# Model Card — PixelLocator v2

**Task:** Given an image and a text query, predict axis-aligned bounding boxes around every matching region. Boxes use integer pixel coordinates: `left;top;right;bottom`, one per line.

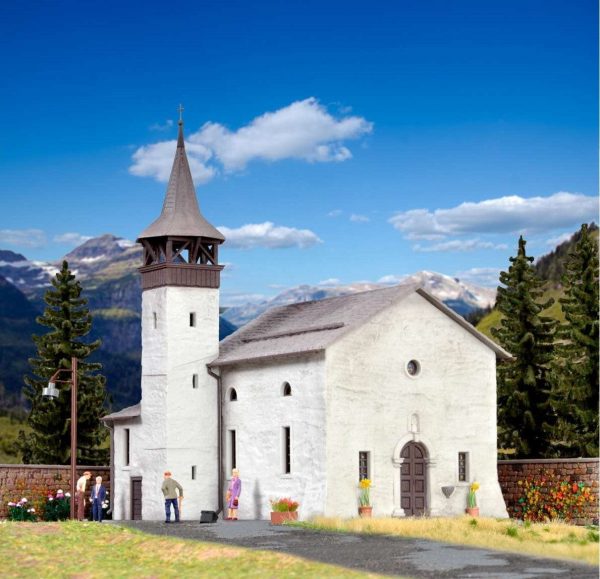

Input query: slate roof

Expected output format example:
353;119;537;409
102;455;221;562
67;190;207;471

137;121;225;242
210;284;510;367
102;403;141;423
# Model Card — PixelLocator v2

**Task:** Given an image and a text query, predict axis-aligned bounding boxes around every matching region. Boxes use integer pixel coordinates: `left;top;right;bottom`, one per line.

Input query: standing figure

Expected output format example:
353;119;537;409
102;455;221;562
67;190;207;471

76;471;92;521
90;476;107;522
161;471;183;523
226;468;242;520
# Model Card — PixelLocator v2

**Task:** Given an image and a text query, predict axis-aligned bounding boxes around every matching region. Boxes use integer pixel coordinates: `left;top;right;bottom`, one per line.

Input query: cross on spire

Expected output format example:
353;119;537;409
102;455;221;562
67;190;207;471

178;104;184;124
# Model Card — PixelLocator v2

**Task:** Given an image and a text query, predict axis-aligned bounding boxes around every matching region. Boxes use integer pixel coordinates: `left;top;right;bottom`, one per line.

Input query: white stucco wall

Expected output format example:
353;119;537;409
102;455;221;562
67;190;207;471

118;285;221;521
325;292;508;519
220;354;327;520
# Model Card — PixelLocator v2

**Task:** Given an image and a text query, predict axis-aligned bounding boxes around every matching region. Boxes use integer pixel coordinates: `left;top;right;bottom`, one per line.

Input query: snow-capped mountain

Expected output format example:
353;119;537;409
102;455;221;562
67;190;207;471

0;250;58;295
221;271;496;328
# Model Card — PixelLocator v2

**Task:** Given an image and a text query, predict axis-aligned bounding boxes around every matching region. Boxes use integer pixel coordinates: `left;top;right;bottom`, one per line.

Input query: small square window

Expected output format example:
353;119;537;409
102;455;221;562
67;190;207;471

189;312;196;327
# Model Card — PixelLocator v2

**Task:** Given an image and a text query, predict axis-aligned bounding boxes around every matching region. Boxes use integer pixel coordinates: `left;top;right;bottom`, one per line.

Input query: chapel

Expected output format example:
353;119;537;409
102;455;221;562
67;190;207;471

103;117;509;521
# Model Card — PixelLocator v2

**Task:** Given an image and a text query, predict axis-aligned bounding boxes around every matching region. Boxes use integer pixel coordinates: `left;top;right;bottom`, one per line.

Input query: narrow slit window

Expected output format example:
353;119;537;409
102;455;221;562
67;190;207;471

192;374;198;389
189;312;196;327
153;312;157;329
283;426;291;474
359;451;370;481
125;428;130;466
458;452;468;482
229;430;237;471
191;465;196;480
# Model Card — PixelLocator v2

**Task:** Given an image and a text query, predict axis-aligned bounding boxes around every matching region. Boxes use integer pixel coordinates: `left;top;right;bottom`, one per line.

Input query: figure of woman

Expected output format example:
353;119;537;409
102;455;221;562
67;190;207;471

226;468;242;520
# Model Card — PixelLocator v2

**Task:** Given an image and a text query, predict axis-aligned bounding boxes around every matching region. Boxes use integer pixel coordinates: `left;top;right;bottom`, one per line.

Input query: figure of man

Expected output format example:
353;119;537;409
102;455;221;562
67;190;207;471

75;471;92;521
161;471;183;523
90;476;107;522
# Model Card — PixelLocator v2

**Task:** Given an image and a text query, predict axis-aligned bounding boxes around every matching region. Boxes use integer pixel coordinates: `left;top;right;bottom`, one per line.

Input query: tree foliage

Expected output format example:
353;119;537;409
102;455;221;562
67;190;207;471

18;261;108;464
492;236;558;458
549;224;599;457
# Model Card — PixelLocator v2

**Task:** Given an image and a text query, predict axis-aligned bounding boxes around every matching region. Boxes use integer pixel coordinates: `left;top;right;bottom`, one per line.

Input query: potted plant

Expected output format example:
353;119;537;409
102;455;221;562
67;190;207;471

466;481;480;517
358;478;372;517
270;497;299;525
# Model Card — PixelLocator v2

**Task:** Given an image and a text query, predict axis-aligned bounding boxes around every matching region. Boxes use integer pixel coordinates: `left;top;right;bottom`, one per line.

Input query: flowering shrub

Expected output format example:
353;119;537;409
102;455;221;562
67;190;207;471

270;498;299;512
359;478;371;507
515;470;596;522
467;482;480;508
43;489;71;521
7;498;37;522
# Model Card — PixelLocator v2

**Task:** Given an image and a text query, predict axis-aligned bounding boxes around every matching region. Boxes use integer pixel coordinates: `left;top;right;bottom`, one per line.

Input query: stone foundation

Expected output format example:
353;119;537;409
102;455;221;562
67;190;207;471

0;464;110;520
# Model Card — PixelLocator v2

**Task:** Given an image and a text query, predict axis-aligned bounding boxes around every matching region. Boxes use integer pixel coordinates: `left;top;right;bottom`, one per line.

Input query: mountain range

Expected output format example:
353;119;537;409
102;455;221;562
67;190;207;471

3;227;588;413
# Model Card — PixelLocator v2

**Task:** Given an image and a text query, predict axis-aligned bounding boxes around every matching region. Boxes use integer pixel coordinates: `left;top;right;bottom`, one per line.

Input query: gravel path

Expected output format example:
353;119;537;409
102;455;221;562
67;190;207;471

114;520;598;578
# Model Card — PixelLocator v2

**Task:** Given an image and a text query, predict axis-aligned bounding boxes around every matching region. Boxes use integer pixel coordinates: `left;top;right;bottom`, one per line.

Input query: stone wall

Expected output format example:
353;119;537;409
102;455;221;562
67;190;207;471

498;458;599;525
0;464;110;520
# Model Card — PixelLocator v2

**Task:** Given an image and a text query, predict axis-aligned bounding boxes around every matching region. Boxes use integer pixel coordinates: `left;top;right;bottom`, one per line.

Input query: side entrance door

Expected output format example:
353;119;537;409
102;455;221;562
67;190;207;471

400;442;427;515
131;477;142;520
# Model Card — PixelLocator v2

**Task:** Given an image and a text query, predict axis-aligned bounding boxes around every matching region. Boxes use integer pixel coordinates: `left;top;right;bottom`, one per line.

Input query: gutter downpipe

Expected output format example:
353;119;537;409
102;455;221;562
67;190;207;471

207;364;223;516
102;419;115;518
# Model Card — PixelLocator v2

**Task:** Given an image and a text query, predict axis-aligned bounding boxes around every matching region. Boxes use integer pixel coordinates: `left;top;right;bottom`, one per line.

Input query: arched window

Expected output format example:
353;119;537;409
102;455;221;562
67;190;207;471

282;382;292;396
229;388;238;401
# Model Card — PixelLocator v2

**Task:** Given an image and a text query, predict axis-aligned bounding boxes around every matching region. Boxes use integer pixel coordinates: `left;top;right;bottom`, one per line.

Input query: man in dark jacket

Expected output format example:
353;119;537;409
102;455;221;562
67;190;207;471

90;476;107;522
161;471;183;523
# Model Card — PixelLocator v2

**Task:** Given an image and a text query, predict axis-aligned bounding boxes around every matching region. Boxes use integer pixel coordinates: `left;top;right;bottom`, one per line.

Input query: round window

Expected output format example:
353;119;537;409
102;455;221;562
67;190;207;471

406;360;421;377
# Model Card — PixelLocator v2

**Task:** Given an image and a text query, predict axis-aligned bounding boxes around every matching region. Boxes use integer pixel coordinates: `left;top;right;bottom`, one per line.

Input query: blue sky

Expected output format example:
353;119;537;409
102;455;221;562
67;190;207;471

1;0;597;304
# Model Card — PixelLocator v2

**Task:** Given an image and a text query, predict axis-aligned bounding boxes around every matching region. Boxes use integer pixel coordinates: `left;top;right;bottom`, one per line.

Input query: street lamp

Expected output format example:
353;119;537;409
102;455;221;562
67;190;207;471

43;357;78;520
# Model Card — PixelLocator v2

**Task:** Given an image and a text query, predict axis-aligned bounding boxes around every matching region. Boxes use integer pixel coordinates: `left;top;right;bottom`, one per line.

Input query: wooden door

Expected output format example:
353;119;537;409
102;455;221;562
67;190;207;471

131;477;142;520
400;442;427;515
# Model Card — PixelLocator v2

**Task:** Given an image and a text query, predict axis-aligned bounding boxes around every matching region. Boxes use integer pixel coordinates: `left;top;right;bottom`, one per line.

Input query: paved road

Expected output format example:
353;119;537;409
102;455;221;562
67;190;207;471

115;520;597;578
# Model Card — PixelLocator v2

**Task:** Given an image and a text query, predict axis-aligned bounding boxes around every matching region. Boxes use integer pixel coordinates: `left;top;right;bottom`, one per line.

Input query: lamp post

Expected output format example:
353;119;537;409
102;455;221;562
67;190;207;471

43;357;78;520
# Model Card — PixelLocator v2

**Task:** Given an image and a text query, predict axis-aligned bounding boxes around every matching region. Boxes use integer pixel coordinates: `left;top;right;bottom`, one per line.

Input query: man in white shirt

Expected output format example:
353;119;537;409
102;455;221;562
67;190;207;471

76;471;92;520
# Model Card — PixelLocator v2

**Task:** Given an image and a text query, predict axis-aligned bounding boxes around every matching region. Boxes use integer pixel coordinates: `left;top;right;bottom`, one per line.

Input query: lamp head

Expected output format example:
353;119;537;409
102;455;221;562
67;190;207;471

42;382;59;399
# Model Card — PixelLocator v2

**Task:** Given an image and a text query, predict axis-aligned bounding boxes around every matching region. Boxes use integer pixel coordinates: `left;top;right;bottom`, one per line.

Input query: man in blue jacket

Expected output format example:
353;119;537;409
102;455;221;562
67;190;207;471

90;476;107;522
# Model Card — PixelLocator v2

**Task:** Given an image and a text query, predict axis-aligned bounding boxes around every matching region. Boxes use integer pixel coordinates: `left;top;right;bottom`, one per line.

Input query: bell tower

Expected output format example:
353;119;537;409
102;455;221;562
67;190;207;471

136;111;225;520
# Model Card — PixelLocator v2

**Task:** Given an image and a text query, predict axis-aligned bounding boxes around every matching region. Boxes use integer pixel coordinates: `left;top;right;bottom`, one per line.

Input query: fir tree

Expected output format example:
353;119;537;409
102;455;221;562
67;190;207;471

18;261;108;464
549;224;599;457
492;236;558;458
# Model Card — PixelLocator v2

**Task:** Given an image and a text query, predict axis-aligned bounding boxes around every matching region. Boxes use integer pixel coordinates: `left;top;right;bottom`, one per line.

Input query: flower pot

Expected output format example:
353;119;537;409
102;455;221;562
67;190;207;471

358;506;372;518
270;511;298;525
465;507;479;517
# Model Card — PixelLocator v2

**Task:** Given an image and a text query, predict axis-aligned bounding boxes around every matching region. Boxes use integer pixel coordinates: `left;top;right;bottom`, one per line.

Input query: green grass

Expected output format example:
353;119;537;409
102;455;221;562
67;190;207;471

93;308;140;320
293;517;599;566
0;415;31;464
0;521;388;578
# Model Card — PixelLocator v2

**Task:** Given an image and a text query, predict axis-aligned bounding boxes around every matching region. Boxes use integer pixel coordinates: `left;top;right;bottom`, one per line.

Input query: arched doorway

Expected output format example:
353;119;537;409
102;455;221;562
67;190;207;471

400;442;428;516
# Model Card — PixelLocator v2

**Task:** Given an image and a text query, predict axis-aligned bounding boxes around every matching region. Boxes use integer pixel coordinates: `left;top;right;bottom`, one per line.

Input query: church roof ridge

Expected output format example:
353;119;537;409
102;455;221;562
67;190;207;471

211;283;510;367
137;115;224;242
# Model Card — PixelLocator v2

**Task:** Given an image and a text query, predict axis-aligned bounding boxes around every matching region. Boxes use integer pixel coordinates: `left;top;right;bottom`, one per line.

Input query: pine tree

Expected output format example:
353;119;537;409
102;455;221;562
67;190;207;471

549;224;599;457
18;261;108;464
492;236;558;458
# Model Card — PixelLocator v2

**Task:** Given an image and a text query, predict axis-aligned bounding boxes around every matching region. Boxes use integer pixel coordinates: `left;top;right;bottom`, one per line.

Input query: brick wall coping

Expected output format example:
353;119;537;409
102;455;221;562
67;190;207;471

0;464;109;469
498;458;598;465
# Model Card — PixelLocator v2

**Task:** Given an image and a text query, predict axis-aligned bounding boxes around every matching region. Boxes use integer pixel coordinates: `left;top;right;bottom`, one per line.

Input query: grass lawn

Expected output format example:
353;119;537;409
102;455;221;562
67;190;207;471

294;516;599;566
0;521;386;578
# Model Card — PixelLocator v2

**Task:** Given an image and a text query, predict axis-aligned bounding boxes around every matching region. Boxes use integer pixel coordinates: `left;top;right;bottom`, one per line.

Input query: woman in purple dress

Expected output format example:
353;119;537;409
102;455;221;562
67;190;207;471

226;468;242;520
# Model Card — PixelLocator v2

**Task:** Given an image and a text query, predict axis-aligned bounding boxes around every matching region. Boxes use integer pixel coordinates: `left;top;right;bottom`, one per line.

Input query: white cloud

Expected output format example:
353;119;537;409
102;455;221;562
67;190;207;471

389;192;598;240
328;209;343;217
454;267;502;287
53;233;93;246
318;278;341;286
545;232;573;246
218;222;322;249
130;98;372;182
377;274;406;285
149;119;174;132
350;214;370;223
0;229;46;248
413;239;508;252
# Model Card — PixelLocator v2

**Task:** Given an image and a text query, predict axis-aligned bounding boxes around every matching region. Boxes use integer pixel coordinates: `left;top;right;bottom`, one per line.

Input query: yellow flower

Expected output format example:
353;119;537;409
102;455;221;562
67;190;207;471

470;482;480;492
359;478;371;490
